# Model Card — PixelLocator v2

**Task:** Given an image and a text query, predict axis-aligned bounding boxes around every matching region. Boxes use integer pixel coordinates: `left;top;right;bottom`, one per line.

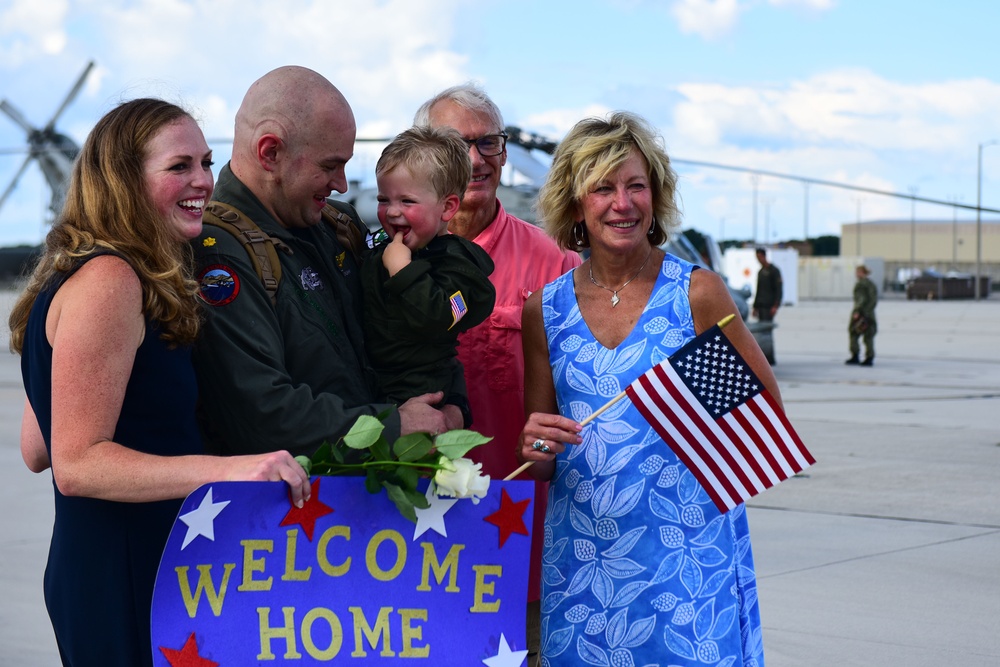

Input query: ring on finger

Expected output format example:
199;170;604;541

540;444;551;453
531;438;545;451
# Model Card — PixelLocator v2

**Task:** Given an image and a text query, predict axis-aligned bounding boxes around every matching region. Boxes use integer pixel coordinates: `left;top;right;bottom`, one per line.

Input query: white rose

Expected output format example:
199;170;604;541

433;456;490;504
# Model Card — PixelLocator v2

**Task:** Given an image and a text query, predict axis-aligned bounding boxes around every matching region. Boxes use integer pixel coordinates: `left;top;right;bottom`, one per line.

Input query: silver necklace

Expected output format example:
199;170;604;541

588;246;653;307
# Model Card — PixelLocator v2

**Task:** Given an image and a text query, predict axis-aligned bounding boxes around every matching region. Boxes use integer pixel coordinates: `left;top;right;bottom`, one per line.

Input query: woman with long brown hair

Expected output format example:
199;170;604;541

10;97;310;667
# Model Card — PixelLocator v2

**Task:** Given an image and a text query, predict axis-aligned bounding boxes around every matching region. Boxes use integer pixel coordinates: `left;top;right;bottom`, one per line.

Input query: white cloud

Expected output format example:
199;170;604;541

768;0;835;9
673;69;1000;154
518;104;614;140
668;0;834;40
0;0;69;65
670;0;742;40
83;0;471;133
660;68;1000;237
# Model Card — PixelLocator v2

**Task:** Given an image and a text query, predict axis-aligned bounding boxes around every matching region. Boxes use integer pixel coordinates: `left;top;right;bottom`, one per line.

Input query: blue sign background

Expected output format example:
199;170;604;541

151;478;533;665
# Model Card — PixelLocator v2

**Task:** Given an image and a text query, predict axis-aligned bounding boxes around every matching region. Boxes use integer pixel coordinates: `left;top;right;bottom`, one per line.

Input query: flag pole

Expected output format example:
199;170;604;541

504;313;737;481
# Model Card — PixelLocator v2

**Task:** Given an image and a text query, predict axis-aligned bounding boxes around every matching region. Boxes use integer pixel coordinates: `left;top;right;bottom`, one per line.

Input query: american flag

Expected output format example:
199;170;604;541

625;323;814;513
449;290;468;330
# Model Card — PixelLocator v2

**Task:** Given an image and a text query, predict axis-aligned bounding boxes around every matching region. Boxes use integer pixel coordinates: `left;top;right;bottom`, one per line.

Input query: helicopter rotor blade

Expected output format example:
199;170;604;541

0;154;35;211
45;60;95;132
0;99;37;135
0;145;31;156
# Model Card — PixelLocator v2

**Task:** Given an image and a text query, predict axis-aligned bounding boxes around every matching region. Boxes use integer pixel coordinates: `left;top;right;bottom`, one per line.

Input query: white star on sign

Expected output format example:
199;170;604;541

482;633;528;667
413;484;458;540
178;487;230;549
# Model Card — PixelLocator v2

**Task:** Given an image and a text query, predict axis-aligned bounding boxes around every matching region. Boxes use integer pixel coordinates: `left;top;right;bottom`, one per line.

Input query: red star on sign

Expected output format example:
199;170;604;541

159;632;219;667
484;488;531;547
279;478;333;541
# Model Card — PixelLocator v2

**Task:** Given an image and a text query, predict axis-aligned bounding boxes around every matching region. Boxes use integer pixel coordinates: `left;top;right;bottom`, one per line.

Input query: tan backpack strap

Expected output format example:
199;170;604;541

203;201;284;306
321;203;366;262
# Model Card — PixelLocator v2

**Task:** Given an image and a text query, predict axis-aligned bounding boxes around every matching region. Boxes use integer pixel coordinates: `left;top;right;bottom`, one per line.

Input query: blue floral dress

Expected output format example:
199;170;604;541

539;253;765;667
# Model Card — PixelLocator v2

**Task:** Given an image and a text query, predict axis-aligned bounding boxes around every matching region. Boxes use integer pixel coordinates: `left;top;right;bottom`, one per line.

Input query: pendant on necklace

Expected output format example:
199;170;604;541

611;293;620;307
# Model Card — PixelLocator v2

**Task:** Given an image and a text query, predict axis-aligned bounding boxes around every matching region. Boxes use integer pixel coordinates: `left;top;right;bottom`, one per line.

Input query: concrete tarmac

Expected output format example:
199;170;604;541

1;290;998;666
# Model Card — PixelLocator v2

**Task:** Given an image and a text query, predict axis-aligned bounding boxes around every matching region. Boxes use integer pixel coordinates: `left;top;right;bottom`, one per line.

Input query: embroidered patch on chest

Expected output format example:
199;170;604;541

197;264;240;306
367;229;389;249
300;267;325;291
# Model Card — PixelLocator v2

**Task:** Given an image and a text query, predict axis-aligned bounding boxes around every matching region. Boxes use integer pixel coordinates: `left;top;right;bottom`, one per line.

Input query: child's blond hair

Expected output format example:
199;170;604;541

376;126;472;200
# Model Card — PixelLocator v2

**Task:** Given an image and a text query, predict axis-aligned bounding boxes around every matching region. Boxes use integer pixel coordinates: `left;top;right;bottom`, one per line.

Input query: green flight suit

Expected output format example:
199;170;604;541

191;164;399;457
849;276;878;361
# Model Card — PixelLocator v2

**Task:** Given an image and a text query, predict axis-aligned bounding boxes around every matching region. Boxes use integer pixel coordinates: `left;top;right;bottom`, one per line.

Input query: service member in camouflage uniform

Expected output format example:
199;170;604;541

846;264;878;366
752;247;782;364
752;247;782;321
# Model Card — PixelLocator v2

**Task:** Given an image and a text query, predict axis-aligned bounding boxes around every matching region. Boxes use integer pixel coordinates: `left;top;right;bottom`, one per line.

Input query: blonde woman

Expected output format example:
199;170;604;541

518;112;778;666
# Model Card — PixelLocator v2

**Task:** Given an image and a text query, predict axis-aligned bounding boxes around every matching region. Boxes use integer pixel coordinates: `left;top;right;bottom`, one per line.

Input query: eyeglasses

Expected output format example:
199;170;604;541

463;133;508;157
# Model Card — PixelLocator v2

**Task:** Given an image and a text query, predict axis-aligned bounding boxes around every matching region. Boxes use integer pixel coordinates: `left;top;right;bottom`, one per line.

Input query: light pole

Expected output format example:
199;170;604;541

802;182;810;241
763;198;772;245
909;186;918;273
855;198;863;256
950;195;960;266
976;140;998;300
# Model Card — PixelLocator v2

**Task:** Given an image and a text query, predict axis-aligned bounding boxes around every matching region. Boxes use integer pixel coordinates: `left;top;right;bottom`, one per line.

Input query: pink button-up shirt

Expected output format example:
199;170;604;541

458;200;581;602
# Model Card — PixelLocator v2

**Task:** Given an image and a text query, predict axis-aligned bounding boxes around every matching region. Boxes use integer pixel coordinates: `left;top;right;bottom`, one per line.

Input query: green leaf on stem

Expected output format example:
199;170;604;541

312;440;332;464
383;481;420;523
344;415;385;450
393;433;434;462
365;469;382;494
370;435;392;462
434;430;493;460
391;465;422;496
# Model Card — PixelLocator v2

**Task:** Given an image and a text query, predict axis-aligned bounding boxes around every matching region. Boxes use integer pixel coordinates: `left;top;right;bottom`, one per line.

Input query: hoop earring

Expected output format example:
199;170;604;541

573;222;588;248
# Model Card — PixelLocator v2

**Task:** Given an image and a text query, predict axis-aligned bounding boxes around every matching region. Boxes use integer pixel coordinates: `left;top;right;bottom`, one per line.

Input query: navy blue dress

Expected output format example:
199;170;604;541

22;256;203;667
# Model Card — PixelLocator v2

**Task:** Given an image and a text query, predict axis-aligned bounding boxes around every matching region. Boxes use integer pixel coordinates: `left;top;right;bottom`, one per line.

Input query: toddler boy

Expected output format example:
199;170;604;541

362;126;496;424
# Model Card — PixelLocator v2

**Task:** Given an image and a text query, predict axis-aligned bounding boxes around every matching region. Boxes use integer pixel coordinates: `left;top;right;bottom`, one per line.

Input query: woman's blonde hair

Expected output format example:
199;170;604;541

8;98;203;353
537;111;680;250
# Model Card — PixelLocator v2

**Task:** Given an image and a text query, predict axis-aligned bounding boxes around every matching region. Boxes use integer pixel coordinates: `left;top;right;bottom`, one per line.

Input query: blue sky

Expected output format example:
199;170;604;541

1;0;999;246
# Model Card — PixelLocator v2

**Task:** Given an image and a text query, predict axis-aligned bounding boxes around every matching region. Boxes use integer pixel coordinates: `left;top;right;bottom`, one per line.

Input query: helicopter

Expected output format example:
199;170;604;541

0;60;94;221
0;61;95;280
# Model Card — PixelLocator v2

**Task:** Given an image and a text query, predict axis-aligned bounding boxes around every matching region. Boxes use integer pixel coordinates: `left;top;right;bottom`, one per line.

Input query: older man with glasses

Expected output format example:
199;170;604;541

414;84;581;662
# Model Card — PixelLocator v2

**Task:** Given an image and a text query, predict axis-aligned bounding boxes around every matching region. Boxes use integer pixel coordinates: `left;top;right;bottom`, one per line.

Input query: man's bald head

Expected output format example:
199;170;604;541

233;66;353;162
229;66;357;228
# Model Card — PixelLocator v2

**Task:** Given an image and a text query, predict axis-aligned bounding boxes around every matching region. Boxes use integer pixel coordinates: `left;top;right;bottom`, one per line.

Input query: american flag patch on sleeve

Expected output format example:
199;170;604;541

449;291;468;330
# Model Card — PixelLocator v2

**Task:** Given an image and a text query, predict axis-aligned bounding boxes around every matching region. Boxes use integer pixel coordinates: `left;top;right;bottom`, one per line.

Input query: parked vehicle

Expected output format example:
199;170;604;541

906;270;990;300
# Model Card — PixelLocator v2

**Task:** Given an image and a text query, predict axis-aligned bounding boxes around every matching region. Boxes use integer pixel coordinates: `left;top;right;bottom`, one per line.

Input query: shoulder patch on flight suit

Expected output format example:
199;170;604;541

449;290;468;330
197;264;241;306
